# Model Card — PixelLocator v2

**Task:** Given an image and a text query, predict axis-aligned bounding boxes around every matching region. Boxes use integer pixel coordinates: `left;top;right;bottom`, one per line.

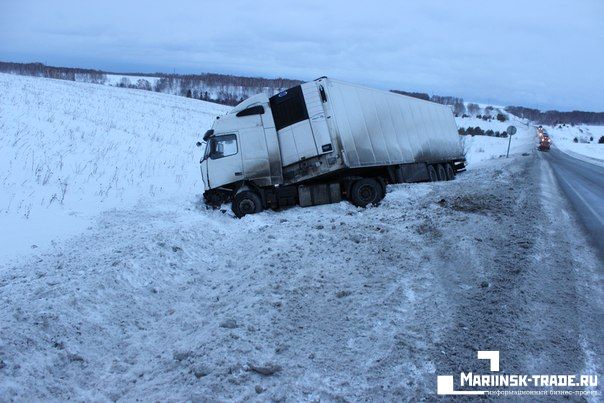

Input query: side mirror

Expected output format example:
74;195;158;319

196;141;203;147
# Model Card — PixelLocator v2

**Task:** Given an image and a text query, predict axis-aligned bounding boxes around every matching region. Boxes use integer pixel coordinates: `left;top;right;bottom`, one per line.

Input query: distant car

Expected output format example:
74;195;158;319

538;141;551;151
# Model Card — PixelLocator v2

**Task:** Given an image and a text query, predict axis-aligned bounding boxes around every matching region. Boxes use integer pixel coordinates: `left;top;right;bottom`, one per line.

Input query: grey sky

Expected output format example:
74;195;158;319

1;0;603;110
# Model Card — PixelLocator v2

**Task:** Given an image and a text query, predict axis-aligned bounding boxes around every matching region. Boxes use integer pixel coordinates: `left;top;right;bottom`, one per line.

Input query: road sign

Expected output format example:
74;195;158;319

506;126;516;158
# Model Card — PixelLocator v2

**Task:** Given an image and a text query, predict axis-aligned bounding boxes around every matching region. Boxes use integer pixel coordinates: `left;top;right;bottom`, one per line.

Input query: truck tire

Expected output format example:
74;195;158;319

204;189;227;208
349;178;383;207
232;189;263;218
428;165;438;182
436;164;447;181
445;163;455;180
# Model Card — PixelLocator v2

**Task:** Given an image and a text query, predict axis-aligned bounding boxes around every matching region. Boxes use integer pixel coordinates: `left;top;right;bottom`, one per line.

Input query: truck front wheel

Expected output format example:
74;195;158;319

232;189;263;218
349;178;384;207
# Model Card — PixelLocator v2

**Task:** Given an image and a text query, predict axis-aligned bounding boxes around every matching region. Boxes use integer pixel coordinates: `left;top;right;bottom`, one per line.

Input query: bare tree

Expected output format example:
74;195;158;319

467;103;480;115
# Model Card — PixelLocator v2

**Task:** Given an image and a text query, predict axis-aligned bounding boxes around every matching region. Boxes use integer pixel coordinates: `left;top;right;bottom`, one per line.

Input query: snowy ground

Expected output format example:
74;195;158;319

456;115;534;166
1;74;602;400
1;154;601;401
0;73;228;260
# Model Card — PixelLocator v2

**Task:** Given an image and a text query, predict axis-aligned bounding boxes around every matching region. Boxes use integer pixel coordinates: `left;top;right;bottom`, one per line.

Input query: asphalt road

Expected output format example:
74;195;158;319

542;147;604;256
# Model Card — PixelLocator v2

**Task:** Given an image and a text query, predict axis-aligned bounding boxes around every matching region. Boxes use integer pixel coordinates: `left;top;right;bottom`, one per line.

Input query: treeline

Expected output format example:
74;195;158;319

0;61;300;106
0;61;107;83
391;90;466;115
2;61;603;123
153;74;301;105
504;106;604;125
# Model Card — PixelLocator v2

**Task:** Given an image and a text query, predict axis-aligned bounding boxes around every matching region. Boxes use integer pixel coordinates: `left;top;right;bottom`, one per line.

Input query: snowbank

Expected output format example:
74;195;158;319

545;124;604;164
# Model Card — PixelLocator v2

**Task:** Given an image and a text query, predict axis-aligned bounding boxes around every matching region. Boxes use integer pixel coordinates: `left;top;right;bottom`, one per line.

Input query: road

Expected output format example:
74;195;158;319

542;147;604;255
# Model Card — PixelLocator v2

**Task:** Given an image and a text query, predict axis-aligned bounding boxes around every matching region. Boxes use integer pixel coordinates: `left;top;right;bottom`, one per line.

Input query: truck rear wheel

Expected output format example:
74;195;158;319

436;164;447;181
428;165;438;182
349;178;384;207
445;163;455;180
232;189;263;218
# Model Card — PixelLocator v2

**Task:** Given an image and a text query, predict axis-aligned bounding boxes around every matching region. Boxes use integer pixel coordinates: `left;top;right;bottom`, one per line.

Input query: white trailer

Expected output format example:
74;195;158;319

198;77;465;217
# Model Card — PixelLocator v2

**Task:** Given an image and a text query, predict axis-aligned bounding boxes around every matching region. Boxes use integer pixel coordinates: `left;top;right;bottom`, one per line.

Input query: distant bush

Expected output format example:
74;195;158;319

118;77;131;88
458;127;508;138
136;79;152;91
599;136;604;144
496;113;508;122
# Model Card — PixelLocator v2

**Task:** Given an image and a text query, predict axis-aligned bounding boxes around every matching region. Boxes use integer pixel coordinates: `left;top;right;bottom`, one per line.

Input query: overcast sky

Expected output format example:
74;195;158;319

1;0;603;110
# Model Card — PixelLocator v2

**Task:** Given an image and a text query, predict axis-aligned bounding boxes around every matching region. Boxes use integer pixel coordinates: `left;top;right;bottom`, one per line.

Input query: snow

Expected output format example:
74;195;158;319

544;124;604;164
455;115;534;166
0;161;502;400
3;152;600;400
2;73;601;400
0;73;228;261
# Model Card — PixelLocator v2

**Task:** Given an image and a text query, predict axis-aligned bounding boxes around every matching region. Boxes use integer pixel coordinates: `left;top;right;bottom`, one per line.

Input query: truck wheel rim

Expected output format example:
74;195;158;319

359;185;376;202
239;199;255;214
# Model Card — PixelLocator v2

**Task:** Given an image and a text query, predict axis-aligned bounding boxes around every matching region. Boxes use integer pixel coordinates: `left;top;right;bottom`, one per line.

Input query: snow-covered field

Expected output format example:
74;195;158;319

455;115;534;166
1;74;602;400
0;73;228;259
544;124;604;164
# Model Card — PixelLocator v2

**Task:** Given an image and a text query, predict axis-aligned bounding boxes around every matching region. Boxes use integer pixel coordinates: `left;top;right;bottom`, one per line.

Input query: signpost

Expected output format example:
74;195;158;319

506;125;517;158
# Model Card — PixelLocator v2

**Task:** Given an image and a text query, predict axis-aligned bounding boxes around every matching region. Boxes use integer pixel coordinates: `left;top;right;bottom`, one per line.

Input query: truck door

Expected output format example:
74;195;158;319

270;85;316;166
206;133;243;188
270;83;333;166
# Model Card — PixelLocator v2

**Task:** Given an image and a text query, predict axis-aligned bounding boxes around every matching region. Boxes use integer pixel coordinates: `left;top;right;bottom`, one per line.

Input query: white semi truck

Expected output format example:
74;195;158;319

198;77;465;217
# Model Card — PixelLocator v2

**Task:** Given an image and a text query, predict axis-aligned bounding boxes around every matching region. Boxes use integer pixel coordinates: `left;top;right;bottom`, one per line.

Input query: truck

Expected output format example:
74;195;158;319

538;138;551;151
198;77;465;217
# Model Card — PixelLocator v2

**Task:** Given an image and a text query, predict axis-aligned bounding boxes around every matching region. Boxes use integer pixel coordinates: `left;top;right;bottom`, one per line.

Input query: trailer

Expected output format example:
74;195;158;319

198;77;465;217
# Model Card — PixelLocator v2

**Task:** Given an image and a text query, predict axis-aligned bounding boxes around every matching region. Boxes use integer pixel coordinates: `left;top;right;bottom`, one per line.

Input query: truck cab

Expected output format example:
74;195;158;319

199;94;283;203
200;81;339;212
